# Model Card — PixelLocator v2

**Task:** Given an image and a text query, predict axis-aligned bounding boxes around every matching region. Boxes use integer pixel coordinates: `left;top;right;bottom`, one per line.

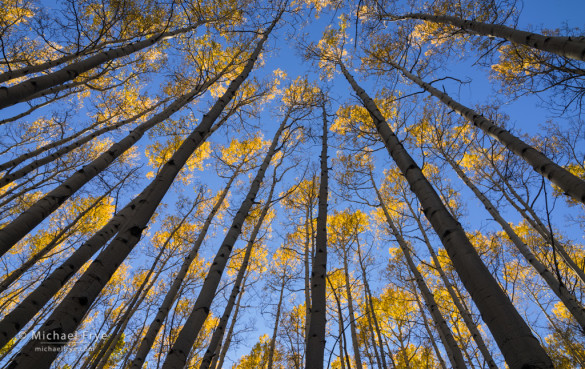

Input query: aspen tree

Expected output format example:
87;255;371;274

0;21;212;109
161;110;286;368
336;59;553;368
382;59;585;205
199;166;279;369
4;18;277;366
378;11;585;62
305;98;329;369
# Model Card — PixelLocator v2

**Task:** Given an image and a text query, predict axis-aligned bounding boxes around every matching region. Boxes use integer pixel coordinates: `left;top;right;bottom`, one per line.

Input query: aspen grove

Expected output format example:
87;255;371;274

1;0;585;368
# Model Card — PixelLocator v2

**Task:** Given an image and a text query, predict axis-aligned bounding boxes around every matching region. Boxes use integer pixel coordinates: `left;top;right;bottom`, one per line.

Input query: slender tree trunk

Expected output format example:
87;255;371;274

417;297;449;369
381;12;585;61
160;62;286;366
386;59;585;205
441;149;585;330
355;240;389;369
211;287;244;369
339;61;553;369
328;276;351;369
0;76;217;256
0;98;166;175
374;181;467;368
128;171;238;369
267;273;287;369
0;23;208;109
305;100;330;369
342;248;364;369
199;170;277;369
303;206;312;347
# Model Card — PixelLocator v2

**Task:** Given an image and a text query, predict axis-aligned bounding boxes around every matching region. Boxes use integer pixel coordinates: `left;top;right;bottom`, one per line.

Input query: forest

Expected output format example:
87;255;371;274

0;0;584;368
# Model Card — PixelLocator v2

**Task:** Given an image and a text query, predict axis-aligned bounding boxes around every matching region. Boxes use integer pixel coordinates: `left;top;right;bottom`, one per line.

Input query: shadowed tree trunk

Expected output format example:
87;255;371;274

380;12;585;62
339;60;553;369
385;59;585;206
305;99;330;369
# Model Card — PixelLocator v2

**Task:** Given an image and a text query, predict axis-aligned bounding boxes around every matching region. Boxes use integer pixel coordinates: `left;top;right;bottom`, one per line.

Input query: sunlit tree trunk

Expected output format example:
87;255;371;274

341;246;364;369
386;60;585;206
305;99;330;369
339;61;553;369
380;12;585;62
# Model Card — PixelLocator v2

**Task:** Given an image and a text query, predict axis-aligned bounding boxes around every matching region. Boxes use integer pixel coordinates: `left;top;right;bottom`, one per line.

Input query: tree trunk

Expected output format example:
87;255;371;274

199;170;277;369
0;23;207;109
305;100;330;369
441;149;585;330
211;287;244;369
382;12;585;62
355;239;389;369
342;248;364;369
339;61;553;369
0;76;216;257
129;165;239;369
4;23;272;366
387;59;585;206
267;273;286;369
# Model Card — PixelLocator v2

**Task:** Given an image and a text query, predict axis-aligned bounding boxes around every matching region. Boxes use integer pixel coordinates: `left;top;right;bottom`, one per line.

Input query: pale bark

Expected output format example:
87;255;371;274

339;61;553;369
305;101;329;369
356;240;389;369
382;12;585;62
199;172;277;369
5;25;266;365
0;23;206;109
0;77;215;257
387;59;585;205
415;290;449;369
160;99;286;368
211;288;244;369
441;149;585;330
